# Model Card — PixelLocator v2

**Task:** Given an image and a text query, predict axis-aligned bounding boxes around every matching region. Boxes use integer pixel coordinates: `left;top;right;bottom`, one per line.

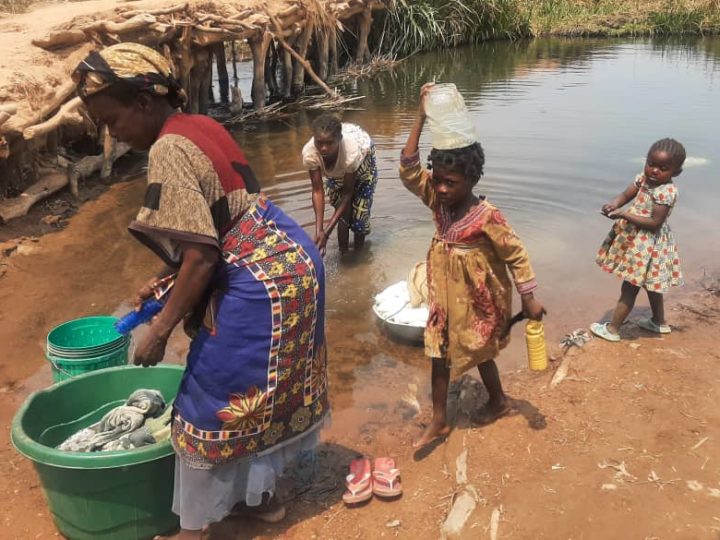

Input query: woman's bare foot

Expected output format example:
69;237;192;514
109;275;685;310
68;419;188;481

353;232;366;250
413;419;451;448
253;505;286;523
472;398;512;426
231;497;286;523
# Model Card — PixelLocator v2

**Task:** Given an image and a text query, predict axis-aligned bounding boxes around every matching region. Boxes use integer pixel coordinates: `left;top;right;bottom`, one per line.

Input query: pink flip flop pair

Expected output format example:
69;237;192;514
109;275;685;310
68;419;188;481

342;457;403;505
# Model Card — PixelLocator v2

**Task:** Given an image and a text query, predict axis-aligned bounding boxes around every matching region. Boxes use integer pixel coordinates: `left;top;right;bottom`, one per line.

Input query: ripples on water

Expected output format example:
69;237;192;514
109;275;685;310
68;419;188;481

224;38;719;382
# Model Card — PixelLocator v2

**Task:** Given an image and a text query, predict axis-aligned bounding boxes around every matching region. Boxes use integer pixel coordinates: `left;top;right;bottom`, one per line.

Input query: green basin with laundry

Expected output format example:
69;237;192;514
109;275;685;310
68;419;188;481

11;365;184;539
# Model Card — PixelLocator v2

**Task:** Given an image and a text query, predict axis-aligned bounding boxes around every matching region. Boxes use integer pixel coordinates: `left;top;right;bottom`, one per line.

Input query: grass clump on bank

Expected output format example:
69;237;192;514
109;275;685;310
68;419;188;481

523;0;720;36
375;0;720;54
646;4;716;35
374;0;531;55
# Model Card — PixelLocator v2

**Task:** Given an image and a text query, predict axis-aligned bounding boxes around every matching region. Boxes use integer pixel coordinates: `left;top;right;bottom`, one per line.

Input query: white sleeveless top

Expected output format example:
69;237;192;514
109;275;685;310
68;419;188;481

302;123;372;178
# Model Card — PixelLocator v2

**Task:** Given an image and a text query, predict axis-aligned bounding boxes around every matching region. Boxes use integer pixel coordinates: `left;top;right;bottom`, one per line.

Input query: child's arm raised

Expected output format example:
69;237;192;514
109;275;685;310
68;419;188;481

401;84;432;159
601;180;640;215
399;83;435;207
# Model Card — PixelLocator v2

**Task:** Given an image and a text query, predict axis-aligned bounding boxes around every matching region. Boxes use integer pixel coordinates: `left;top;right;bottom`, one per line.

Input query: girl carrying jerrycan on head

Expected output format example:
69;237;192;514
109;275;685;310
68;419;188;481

591;138;686;342
399;83;546;448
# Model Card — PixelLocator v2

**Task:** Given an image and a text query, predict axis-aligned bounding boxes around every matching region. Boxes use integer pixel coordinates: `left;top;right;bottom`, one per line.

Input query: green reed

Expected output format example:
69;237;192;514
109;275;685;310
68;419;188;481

647;6;712;35
374;0;719;52
374;0;531;55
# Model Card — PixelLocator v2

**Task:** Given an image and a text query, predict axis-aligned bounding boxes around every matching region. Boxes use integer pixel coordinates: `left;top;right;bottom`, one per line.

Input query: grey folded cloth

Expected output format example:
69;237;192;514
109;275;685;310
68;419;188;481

100;403;173;451
59;389;168;452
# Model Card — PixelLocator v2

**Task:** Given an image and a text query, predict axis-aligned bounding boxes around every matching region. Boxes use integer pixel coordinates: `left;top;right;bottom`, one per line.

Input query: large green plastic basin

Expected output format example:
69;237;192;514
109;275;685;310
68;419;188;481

11;365;184;540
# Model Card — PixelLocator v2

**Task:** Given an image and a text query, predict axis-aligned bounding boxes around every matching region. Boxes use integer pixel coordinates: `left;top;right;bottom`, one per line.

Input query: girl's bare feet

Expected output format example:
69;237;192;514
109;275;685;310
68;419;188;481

413;419;451;448
472;397;512;426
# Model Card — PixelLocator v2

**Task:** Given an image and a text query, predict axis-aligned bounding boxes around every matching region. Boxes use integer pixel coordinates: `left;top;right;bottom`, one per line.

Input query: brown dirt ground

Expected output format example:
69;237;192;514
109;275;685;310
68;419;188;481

1;175;720;539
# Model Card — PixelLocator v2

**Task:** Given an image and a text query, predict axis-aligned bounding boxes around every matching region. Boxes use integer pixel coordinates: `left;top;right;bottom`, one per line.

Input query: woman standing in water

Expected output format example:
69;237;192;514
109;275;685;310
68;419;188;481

72;43;329;539
302;114;378;255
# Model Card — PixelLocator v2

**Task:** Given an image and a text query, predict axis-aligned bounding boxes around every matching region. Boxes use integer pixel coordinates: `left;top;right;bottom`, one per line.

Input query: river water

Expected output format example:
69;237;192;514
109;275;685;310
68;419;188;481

222;38;719;388
38;37;716;422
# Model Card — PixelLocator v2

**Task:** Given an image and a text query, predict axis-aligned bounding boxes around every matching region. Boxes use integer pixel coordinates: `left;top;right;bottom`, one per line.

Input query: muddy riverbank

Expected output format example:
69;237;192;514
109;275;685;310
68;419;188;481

2;36;720;538
1;179;718;538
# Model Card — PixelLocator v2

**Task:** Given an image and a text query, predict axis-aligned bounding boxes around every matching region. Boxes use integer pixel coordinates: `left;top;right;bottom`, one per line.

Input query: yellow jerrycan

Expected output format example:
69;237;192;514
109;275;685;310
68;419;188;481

525;320;548;371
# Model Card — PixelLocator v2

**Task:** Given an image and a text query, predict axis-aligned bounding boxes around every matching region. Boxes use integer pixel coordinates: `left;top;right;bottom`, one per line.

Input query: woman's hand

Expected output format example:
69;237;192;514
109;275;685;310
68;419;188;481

133;325;169;367
133;267;176;309
521;293;546;321
134;276;159;310
133;242;217;367
315;230;329;257
418;82;434;118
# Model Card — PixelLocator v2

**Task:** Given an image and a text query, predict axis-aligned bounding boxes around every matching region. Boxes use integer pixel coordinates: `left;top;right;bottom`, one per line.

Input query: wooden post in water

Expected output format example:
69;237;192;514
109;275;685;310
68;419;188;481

199;48;212;114
214;42;229;104
231;41;238;86
187;48;211;114
177;27;194;110
279;35;295;98
249;31;273;109
208;48;215;104
272;15;338;100
316;27;330;81
292;21;314;95
265;40;280;98
328;24;338;77
356;7;373;63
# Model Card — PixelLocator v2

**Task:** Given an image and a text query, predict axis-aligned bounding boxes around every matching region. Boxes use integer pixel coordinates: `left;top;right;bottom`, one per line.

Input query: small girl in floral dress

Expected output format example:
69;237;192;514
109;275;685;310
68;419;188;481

591;138;686;342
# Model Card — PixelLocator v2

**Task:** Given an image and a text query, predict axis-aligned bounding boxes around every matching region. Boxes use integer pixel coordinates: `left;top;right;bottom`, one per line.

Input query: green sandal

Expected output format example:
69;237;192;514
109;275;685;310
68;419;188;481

590;322;620;342
637;318;671;334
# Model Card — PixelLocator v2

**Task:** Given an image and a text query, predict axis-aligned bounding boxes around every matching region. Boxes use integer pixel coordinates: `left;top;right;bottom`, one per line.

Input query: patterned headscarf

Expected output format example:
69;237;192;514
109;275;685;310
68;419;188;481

72;43;187;107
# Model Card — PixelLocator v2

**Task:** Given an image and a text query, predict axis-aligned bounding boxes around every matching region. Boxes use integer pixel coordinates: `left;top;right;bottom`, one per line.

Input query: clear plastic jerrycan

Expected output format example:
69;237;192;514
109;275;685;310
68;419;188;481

525;320;548;371
425;83;477;150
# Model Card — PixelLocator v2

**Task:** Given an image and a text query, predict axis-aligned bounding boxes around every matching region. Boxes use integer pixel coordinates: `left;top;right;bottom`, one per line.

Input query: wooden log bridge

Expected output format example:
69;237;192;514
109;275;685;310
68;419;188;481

13;0;385;125
0;0;386;221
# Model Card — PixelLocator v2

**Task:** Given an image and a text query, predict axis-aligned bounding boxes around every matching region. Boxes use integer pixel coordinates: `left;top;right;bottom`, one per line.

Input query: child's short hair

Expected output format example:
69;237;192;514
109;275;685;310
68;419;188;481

312;113;342;139
428;143;485;185
649;138;686;169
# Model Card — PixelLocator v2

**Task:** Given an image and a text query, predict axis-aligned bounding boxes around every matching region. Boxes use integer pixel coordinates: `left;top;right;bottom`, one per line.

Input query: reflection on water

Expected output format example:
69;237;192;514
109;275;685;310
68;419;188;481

227;38;719;412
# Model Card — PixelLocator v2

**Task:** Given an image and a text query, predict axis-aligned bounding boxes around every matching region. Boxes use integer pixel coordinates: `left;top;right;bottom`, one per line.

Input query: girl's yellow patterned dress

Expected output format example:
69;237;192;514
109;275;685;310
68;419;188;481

400;152;537;377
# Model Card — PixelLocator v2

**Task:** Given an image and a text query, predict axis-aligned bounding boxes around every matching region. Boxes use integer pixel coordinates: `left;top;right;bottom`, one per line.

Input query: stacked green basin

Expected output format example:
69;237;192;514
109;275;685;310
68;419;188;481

46;316;130;382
